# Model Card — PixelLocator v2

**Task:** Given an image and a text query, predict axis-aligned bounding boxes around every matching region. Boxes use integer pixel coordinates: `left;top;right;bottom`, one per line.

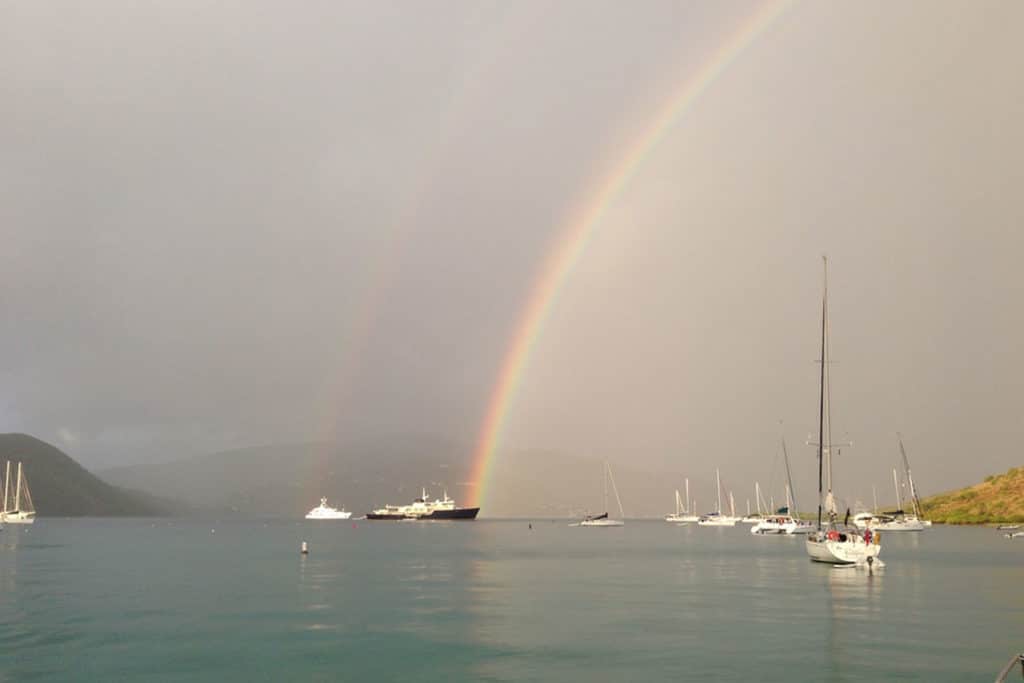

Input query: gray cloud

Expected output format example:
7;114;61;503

2;1;1022;504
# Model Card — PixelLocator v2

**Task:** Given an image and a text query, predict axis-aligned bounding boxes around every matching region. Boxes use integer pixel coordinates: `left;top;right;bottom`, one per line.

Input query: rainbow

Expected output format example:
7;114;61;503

467;0;795;508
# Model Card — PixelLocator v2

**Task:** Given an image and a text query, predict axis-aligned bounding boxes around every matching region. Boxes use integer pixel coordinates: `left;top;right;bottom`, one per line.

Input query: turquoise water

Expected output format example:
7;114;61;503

1;519;1020;681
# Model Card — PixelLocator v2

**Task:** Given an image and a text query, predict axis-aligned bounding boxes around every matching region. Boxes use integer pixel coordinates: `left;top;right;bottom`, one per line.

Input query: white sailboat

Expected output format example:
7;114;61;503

665;478;701;523
2;461;36;525
752;442;813;535
898;434;931;527
853;468;924;531
698;469;739;526
804;257;881;566
740;482;766;523
575;461;625;527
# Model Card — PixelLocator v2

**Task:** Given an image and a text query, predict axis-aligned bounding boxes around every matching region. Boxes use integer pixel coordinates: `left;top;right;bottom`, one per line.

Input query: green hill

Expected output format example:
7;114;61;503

0;433;172;516
921;466;1024;524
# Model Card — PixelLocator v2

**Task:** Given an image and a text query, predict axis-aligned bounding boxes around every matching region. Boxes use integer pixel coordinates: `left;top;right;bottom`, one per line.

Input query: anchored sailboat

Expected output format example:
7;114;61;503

853;437;928;531
575;461;625;527
2;461;36;525
804;257;881;566
665;478;700;523
698;469;739;526
752;438;814;535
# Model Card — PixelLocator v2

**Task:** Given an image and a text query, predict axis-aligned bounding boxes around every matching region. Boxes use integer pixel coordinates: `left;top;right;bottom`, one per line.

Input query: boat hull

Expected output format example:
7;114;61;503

576;519;624;527
305;512;353;520
805;531;881;565
698;517;738;527
2;512;35;525
853;513;926;531
664;514;700;523
422;507;479;520
366;507;479;521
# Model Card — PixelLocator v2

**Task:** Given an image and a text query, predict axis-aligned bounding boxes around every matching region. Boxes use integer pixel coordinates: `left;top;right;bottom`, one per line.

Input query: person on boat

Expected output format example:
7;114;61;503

863;529;872;544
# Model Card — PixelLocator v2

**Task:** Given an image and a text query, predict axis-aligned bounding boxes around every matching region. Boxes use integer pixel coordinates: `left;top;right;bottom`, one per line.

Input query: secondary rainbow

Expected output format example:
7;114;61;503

467;0;795;509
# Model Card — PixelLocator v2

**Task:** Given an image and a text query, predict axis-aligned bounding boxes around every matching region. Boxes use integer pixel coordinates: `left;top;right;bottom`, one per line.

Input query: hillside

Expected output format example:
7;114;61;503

101;435;478;518
921;466;1024;524
100;437;740;518
0;433;171;516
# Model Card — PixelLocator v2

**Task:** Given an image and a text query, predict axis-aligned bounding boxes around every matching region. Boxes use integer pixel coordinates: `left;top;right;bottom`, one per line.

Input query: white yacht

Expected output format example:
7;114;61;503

2;461;36;525
574;461;625;527
803;257;881;566
305;497;352;520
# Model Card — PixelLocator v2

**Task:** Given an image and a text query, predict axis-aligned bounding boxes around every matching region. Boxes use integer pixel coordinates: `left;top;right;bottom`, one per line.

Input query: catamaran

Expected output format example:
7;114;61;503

574;461;625;527
804;257;881;566
698;469;740;526
664;478;700;523
2;461;36;525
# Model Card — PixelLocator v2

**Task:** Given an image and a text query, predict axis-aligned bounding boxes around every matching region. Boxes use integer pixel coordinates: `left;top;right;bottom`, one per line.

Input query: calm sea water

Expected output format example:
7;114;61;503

0;519;1020;681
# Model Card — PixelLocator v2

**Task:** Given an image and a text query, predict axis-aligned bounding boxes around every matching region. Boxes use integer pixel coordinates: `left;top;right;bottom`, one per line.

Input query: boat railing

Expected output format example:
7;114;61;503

994;653;1024;682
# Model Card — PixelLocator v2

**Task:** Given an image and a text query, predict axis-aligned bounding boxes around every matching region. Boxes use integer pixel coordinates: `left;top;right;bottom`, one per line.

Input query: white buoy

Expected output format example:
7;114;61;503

301;541;309;555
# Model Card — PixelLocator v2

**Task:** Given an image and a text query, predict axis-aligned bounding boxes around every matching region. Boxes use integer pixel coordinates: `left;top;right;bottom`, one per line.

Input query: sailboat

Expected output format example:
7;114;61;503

574;461;625;527
853;467;924;531
2;461;36;525
752;439;814;535
899;434;931;527
804;257;881;566
698;469;739;526
664;478;700;523
740;482;766;523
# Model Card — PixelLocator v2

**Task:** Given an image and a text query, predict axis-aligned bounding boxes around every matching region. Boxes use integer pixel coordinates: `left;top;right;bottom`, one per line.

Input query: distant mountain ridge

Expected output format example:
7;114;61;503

0;433;171;516
921;466;1024;524
100;435;477;518
100;436;733;518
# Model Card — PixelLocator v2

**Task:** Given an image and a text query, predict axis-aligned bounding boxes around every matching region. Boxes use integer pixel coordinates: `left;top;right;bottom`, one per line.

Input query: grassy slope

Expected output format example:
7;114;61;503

921;466;1024;524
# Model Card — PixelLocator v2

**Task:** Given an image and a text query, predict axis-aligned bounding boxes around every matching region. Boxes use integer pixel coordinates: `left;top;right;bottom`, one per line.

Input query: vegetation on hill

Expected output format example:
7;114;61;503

0;433;172;516
921;466;1024;524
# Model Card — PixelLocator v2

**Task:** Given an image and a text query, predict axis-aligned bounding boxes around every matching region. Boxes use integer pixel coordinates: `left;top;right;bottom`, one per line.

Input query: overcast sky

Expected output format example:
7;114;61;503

2;1;1022;499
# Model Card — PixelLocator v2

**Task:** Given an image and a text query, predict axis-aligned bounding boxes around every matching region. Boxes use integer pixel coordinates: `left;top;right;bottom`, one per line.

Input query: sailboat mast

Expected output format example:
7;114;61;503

607;464;625;519
2;461;9;514
14;462;22;512
893;468;902;512
816;256;827;530
716;469;722;515
603;462;608;513
685;478;690;514
782;437;799;518
899;434;922;517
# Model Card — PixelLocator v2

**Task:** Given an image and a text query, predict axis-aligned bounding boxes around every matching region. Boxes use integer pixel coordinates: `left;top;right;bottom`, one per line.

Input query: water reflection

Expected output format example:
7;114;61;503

822;565;884;679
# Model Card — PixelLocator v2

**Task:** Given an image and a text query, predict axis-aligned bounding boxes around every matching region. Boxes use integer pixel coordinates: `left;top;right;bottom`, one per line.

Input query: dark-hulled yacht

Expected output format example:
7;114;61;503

366;488;479;521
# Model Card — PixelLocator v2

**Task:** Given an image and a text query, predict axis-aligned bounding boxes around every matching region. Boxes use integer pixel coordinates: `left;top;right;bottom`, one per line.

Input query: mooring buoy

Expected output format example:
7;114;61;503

301;541;309;555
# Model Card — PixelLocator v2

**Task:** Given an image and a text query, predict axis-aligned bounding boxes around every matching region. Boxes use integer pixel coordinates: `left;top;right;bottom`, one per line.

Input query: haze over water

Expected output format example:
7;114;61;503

1;520;1019;681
